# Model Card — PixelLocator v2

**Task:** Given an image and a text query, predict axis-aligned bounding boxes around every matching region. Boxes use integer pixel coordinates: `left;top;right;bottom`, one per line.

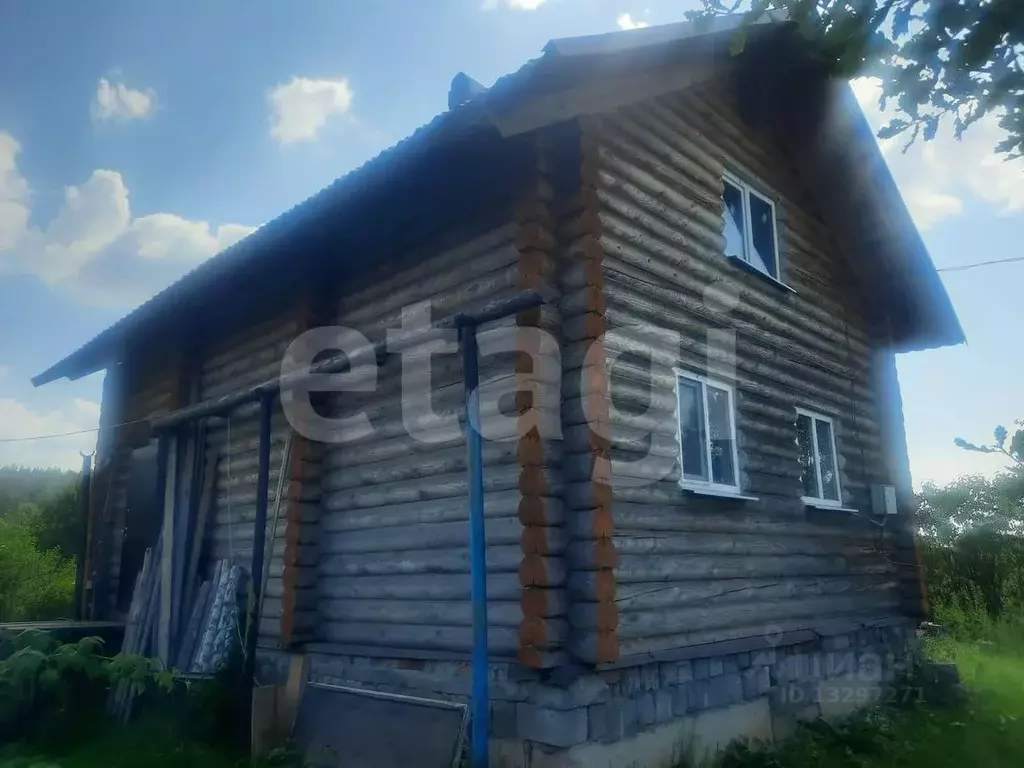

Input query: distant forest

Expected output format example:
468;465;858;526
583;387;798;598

0;465;82;621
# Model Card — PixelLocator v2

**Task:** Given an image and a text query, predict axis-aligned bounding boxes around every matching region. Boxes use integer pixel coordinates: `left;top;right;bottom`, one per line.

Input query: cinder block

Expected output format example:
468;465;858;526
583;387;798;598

642;663;659;691
688;679;710;710
530;676;610;710
491;701;519;739
621;667;643;698
638;691;657;727
751;648;776;667
659;662;677;688
588;698;638;743
709;658;724;677
736;652;751;669
743;666;771;699
677;661;694;684
518;703;588;748
655;689;673;722
707;673;744;709
672;683;691;716
721;657;740;676
693;658;711;680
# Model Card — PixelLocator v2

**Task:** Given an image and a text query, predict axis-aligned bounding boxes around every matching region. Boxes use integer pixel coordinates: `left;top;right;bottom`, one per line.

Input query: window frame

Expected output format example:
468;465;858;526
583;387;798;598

674;369;742;494
722;171;783;284
795;407;844;507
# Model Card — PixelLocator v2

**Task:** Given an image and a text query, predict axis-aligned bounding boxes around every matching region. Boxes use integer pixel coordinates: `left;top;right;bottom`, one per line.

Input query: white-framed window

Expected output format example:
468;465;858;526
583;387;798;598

722;172;781;282
675;371;740;492
796;408;842;506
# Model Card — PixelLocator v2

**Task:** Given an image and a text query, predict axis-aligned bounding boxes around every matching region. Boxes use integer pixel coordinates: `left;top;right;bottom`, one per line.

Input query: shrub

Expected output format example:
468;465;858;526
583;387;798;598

0;519;75;622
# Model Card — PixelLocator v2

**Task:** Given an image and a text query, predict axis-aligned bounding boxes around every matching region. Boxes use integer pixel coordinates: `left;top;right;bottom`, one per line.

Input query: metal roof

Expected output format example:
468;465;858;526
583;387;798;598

33;13;963;386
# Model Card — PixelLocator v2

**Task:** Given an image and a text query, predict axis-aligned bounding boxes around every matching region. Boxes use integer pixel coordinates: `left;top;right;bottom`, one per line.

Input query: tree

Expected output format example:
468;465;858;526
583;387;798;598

695;1;1024;158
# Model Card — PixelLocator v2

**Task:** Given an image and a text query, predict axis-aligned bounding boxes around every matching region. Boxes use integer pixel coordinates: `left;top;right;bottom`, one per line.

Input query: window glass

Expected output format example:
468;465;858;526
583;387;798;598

677;378;708;482
796;413;817;497
723;180;746;260
748;192;778;279
706;384;736;486
816;419;839;501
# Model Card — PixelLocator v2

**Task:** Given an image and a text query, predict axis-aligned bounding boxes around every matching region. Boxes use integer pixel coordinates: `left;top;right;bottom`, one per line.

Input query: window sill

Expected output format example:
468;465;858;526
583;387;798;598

726;255;797;294
681;484;759;501
802;498;859;513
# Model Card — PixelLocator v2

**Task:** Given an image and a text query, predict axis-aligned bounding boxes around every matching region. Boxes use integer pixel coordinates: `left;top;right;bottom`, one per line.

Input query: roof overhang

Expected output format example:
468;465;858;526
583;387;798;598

34;13;962;386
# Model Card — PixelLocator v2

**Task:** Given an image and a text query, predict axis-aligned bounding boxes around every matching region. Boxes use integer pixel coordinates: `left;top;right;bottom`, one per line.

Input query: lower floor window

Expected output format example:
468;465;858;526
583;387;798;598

676;372;739;490
796;408;841;503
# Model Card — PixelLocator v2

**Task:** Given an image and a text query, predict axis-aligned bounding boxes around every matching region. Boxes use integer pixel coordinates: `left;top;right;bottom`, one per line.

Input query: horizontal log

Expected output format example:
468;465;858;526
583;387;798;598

519;616;570;649
321;517;522;555
521;525;568;556
611;532;879;559
521;588;569;618
322;489;523;532
567;630;618;664
614;576;902;614
319;599;522;627
320;621;518;656
566;539;618;570
568;601;619;631
616;553;894;583
518;555;567;587
318;572;521;602
320;544;522;577
617;593;902;640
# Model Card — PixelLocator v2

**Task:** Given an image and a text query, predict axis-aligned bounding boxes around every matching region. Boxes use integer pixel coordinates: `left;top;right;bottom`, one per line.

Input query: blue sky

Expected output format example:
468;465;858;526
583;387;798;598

0;0;1020;484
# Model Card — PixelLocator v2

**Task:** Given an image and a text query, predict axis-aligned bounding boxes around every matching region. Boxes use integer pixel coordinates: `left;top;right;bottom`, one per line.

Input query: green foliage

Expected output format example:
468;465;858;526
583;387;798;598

0;519;76;622
0;467;79;520
0;630;177;748
695;1;1024;159
709;637;1024;767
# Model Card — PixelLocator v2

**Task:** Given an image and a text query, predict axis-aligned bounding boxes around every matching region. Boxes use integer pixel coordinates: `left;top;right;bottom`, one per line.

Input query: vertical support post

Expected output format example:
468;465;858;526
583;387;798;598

461;324;489;768
243;394;275;703
156;432;176;665
74;453;93;620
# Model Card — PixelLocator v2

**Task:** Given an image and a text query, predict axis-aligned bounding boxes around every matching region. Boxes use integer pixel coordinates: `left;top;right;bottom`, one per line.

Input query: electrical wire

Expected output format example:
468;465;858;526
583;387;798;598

937;256;1024;273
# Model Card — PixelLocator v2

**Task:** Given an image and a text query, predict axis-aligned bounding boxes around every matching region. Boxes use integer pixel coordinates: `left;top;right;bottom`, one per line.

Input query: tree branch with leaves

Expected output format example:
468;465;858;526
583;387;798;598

694;0;1024;158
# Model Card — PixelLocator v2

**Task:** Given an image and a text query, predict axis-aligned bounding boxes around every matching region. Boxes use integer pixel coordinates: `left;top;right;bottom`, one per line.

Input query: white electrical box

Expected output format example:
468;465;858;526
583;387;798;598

871;484;898;516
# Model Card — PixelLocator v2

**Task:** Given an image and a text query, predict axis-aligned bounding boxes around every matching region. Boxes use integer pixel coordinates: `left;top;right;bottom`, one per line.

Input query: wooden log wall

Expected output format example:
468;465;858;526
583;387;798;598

552;120;620;665
96;359;179;617
589;78;909;660
317;202;564;660
514;135;566;669
198;309;322;646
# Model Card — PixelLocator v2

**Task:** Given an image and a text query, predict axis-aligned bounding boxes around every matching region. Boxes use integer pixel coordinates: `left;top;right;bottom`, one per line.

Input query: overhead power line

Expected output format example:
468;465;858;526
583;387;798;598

937;256;1024;273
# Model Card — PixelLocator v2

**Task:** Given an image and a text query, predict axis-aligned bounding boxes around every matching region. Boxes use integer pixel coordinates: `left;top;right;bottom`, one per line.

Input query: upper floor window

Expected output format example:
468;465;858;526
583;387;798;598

676;371;740;492
723;173;780;282
796;408;842;506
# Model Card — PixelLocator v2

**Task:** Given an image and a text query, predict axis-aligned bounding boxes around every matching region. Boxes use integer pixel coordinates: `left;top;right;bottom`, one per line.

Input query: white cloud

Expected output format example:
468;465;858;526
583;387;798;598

269;77;354;144
0;397;101;470
482;0;548;9
0;133;30;252
851;77;1024;230
92;78;156;121
617;12;650;29
0;132;256;308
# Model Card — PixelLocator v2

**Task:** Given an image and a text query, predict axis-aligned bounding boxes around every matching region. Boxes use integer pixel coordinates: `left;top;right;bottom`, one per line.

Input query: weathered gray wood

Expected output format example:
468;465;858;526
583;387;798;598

320;622;519;655
320;517;523;555
614;576;901;613
320;489;522;531
318;572;521;602
319;599;522;627
616;553;893;583
320;544;522;577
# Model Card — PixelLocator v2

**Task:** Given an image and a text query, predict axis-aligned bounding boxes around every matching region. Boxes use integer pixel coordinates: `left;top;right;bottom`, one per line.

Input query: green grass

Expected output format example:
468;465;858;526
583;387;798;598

717;636;1024;768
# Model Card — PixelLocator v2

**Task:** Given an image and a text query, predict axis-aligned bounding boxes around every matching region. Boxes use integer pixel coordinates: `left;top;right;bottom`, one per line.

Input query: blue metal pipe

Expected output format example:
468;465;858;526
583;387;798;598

461;324;489;768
